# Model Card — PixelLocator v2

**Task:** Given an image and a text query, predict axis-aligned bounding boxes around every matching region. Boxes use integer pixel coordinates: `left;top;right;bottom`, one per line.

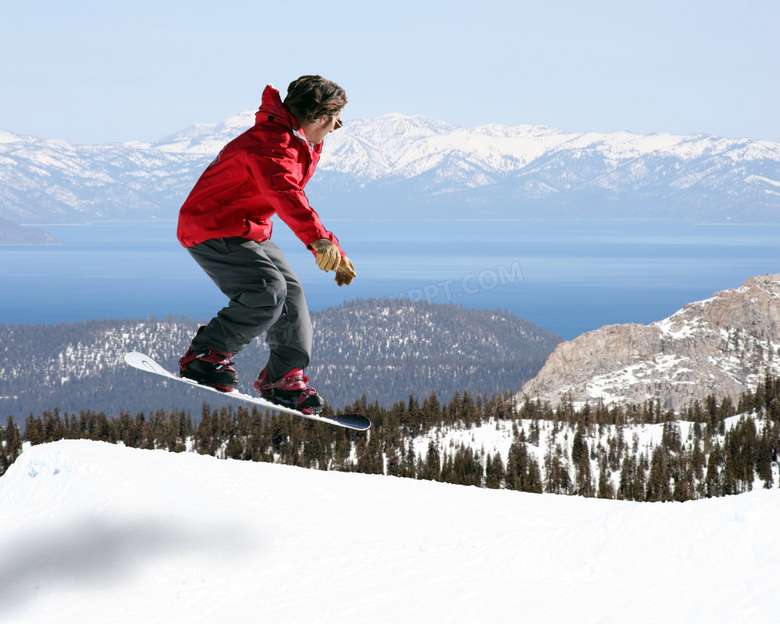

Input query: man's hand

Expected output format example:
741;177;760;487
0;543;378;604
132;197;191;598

335;257;356;286
311;238;341;272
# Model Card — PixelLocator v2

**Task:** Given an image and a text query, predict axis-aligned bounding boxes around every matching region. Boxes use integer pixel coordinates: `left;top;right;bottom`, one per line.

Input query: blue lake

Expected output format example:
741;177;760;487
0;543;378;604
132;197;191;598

1;219;778;339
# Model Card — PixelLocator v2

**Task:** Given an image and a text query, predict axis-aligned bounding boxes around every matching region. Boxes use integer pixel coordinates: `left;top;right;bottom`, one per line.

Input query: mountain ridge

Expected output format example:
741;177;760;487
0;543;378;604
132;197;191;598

1;113;778;227
0;298;561;417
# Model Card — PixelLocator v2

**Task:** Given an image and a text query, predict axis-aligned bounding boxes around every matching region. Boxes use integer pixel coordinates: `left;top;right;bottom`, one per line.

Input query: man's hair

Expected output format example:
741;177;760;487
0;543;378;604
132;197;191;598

283;75;347;124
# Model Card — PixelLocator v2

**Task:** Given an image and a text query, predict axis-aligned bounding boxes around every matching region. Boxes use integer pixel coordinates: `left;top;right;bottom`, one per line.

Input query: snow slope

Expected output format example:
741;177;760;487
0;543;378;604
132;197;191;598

1;440;778;623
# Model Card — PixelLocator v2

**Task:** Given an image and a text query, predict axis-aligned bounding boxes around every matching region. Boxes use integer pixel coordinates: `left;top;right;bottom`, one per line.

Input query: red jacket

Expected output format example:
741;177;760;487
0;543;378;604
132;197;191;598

177;85;343;257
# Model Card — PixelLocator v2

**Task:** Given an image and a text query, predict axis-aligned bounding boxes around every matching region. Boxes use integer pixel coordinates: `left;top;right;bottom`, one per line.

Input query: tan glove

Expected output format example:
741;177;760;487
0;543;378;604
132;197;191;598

310;238;341;272
335;257;356;286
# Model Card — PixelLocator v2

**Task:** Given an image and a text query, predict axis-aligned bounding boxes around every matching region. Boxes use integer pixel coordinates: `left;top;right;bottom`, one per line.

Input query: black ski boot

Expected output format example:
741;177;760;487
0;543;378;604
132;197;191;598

179;345;238;392
254;367;325;414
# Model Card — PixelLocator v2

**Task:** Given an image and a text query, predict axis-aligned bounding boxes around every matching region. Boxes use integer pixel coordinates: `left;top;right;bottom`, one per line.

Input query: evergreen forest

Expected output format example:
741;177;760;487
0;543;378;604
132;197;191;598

2;375;779;503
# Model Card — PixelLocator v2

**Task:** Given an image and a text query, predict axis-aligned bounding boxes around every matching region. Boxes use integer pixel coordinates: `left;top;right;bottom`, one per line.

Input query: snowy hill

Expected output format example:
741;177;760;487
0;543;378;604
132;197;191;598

1;113;778;225
1;439;778;623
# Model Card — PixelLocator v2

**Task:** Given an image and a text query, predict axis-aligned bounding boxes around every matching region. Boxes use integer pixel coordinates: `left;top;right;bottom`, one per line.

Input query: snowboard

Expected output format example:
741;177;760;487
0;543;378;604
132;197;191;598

124;352;371;431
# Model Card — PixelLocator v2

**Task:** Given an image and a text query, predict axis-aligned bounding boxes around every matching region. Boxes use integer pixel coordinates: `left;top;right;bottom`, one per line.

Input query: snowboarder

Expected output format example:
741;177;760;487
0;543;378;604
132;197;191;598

176;75;356;414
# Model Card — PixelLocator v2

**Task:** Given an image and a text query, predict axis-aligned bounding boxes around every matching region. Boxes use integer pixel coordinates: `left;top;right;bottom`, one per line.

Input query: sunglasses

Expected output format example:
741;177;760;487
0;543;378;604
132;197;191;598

334;117;343;130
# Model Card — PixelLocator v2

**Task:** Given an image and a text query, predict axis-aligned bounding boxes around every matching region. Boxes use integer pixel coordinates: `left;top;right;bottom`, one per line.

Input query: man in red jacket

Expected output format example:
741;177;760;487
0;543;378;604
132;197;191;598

176;75;356;414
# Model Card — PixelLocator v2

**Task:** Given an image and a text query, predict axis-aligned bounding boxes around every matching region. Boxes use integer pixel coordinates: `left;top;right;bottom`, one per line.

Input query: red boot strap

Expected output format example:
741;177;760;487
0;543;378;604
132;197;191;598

256;376;310;391
180;349;235;371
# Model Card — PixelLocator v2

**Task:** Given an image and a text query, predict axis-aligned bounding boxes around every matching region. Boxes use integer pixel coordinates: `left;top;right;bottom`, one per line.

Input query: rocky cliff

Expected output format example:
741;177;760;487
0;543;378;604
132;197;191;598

520;274;780;411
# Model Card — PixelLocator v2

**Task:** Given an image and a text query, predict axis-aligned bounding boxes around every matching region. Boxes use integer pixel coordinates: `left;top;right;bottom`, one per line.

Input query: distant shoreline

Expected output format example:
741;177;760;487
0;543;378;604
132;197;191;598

15;217;780;227
0;219;59;246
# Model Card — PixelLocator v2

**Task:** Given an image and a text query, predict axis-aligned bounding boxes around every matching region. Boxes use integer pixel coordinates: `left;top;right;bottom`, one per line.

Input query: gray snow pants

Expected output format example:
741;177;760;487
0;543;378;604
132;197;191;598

186;237;312;382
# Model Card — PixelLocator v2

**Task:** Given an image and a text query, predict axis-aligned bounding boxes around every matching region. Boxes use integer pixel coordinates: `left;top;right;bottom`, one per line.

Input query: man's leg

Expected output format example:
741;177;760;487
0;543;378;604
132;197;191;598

186;237;290;355
244;243;323;413
259;241;313;382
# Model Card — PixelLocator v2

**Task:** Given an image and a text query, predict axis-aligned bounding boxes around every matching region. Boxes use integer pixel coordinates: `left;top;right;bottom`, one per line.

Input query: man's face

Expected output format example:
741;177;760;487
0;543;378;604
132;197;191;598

306;114;342;145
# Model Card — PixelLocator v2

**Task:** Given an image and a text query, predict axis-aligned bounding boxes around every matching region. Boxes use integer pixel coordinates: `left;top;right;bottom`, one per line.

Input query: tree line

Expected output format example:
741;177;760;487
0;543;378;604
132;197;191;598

2;374;778;503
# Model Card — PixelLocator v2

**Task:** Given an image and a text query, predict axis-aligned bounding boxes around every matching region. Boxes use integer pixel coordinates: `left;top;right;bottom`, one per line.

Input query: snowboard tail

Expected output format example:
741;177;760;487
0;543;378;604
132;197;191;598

124;352;371;431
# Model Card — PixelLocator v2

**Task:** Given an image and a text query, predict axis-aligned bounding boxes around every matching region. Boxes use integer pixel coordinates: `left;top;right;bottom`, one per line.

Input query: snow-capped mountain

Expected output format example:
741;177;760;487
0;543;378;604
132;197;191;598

150;111;256;154
0;128;210;224
1;113;778;225
520;273;780;412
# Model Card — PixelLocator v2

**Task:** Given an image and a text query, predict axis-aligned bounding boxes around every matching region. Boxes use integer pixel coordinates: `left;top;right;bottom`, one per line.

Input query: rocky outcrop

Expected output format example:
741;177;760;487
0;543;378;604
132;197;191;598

520;274;780;412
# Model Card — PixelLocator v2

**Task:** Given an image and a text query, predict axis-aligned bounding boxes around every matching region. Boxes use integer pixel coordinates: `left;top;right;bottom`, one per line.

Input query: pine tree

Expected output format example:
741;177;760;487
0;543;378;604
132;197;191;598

448;445;483;487
402;442;417;479
0;416;22;476
704;445;723;498
485;452;505;489
617;455;636;501
385;444;403;477
24;414;45;446
356;431;384;475
419;441;441;481
647;446;671;502
43;408;65;442
597;459;615;500
544;442;571;495
572;423;594;497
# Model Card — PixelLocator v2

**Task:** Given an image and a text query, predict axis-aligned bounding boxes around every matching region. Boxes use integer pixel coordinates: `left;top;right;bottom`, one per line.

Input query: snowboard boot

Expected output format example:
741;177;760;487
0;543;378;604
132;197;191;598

179;344;238;393
254;367;325;415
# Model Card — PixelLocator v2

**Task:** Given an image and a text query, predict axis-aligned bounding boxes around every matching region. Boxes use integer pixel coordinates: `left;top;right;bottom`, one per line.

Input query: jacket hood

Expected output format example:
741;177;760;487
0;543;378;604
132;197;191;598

255;85;297;129
255;84;322;153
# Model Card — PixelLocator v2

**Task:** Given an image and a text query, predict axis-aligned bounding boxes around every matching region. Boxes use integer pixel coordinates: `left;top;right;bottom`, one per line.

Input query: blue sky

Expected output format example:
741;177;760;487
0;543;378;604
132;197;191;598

2;0;778;144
